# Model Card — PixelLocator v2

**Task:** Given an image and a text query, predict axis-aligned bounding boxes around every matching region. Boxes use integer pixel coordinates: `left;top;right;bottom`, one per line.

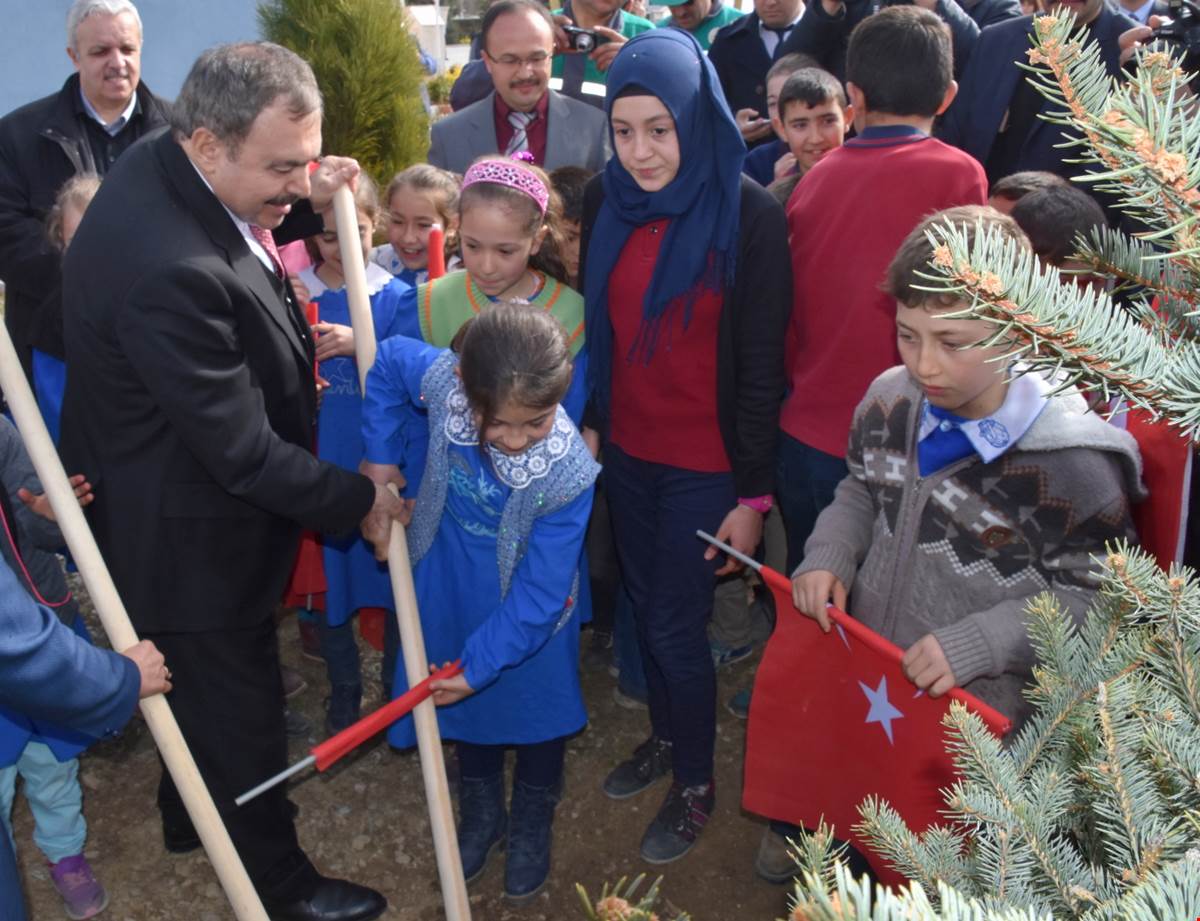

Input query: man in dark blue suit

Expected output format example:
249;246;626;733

0;557;167;921
709;0;806;147
938;0;1136;182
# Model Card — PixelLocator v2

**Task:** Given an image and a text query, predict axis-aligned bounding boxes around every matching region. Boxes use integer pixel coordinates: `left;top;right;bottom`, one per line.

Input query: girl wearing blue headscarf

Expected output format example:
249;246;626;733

578;29;792;863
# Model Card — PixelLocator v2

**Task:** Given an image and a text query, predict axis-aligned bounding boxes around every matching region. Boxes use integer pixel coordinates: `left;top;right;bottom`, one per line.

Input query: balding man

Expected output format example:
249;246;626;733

0;0;168;381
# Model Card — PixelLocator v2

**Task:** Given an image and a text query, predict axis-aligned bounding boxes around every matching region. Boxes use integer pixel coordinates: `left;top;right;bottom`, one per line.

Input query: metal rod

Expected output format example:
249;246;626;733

696;529;763;571
235;755;316;807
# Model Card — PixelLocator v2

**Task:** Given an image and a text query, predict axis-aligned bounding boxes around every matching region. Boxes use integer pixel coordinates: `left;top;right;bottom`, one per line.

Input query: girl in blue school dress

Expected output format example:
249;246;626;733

360;304;599;902
296;174;410;733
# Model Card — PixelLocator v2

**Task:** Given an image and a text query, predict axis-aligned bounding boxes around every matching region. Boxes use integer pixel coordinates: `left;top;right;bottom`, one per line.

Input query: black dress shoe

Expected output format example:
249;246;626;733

264;877;387;921
162;817;201;854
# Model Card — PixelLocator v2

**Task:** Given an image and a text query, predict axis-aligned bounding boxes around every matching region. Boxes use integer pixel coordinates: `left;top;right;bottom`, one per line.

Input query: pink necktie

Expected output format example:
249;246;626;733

248;224;284;279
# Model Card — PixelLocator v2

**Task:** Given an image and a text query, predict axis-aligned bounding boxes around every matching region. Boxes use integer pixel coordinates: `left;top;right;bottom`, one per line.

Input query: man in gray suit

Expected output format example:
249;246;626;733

429;0;609;174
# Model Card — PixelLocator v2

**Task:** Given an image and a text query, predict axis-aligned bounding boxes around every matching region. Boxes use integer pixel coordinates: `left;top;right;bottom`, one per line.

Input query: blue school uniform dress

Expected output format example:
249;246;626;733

362;339;599;747
300;262;411;628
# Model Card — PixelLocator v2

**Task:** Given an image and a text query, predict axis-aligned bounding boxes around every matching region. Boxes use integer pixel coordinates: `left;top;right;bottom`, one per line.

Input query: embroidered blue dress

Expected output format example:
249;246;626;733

362;338;598;746
301;262;411;628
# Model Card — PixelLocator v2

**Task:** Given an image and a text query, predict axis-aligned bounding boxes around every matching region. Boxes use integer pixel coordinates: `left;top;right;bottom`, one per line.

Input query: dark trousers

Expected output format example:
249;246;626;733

775;431;849;574
604;445;734;786
151;619;315;900
457;738;566;789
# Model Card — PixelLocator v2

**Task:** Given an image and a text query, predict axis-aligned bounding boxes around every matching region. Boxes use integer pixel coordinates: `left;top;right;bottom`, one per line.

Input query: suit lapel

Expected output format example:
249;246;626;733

545;92;570;171
157;135;310;367
470;94;502;162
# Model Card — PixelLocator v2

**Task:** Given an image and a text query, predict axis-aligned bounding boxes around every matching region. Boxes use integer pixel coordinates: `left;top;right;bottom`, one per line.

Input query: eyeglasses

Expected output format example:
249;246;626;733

483;50;552;68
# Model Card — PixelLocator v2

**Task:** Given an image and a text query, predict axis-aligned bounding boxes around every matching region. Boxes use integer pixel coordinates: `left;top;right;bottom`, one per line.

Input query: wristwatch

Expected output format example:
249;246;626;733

737;495;774;514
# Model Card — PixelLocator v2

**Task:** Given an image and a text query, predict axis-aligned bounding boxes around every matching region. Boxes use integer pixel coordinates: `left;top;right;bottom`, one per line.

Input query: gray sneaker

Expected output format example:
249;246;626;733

602;736;672;799
755;826;799;883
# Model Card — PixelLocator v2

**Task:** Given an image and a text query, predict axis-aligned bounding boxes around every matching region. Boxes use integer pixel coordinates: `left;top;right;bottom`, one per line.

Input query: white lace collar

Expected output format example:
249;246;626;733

443;378;574;490
301;261;395;299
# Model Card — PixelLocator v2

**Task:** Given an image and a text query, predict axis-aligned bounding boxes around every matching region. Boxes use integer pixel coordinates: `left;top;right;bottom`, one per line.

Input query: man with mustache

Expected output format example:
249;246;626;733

60;41;406;921
0;0;169;382
428;0;609;174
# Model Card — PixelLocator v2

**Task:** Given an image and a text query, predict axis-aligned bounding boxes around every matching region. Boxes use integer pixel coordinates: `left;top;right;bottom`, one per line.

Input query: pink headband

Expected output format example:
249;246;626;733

461;157;549;216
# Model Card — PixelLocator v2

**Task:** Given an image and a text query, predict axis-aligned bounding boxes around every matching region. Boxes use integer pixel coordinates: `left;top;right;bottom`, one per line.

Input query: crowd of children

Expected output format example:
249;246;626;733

4;3;1174;916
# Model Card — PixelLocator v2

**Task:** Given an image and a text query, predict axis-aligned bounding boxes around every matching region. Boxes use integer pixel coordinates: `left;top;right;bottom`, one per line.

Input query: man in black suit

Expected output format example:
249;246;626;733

708;0;806;148
60;42;404;921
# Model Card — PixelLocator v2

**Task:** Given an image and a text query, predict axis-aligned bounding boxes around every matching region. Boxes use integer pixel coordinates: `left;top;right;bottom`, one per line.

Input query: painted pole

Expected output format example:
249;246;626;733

333;184;472;921
0;326;269;921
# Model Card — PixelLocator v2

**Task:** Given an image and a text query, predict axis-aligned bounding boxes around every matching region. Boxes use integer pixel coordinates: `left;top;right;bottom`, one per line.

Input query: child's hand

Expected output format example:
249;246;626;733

359;461;406;490
290;274;312;306
704;504;764;576
773;152;798;181
313;322;355;361
17;474;93;522
309;155;361;212
581;426;601;458
429;663;474;706
902;634;957;697
790;569;846;633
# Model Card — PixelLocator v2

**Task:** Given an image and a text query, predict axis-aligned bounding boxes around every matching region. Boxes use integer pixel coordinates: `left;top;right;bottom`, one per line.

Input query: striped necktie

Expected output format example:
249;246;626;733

505;110;537;157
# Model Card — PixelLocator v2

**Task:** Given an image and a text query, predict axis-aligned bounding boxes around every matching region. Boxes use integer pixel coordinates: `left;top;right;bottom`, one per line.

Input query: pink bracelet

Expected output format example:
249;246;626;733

737;495;774;514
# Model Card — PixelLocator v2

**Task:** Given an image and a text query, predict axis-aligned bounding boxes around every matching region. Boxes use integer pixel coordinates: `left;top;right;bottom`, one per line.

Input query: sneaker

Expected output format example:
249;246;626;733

755;826;799;884
504;780;560;901
284;707;312;739
581;629;614;671
297;616;322;662
639;779;715;864
612;685;648;711
281;665;307;700
458;774;507;883
711;641;754;670
602;736;672;800
726;688;752;720
49;855;109;920
325;683;362;735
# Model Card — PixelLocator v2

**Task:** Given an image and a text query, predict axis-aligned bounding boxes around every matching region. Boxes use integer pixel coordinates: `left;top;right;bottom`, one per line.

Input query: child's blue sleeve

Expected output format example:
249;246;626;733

460;485;595;691
374;279;415;342
386;282;422;342
361;337;444;465
562;345;588;428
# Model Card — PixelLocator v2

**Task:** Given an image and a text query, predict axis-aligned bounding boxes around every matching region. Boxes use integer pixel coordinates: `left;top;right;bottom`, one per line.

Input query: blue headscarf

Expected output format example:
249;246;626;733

584;29;746;422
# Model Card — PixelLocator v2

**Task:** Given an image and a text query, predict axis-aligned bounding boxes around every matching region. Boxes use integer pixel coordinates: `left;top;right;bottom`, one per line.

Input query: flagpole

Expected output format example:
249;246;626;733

333;184;472;921
696;529;791;594
0;327;270;921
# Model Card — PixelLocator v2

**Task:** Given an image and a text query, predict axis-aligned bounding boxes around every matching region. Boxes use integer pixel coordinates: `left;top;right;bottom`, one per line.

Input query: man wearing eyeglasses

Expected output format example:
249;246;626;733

428;0;610;174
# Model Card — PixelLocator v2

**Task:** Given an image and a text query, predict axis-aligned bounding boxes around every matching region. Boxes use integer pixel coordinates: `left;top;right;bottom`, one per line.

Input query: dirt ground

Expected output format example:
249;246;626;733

11;589;796;921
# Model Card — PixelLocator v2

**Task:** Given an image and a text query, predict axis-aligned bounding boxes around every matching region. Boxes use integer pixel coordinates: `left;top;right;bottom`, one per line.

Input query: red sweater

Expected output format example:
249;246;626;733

609;219;730;472
780;128;987;458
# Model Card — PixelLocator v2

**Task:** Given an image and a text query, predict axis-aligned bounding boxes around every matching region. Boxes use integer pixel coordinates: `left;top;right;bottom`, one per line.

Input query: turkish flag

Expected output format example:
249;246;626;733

1125;408;1191;569
742;566;1012;887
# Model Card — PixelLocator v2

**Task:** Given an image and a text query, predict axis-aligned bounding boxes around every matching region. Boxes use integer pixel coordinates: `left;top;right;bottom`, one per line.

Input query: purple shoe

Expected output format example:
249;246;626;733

49;854;109;920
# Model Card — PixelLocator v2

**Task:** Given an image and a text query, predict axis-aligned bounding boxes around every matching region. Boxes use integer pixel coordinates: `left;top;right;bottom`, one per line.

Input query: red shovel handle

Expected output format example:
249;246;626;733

312;660;463;771
427;226;446;280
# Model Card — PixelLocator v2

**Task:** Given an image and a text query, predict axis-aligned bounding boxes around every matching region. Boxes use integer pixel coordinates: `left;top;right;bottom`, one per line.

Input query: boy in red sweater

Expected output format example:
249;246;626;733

759;5;987;883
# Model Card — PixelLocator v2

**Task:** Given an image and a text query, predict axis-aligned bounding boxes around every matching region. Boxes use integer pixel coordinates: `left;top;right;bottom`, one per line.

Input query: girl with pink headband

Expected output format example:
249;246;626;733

392;155;588;426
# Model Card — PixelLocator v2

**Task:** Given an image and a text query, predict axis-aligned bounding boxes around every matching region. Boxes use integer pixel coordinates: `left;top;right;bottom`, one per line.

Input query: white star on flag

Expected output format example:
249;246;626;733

859;675;904;744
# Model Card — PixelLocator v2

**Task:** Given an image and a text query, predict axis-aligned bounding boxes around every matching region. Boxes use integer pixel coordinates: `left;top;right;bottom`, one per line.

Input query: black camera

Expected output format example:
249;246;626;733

562;25;612;53
1153;0;1200;68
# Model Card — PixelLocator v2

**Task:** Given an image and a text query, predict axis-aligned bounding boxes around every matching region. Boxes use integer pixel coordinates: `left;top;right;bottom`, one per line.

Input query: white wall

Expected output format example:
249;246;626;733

0;0;261;117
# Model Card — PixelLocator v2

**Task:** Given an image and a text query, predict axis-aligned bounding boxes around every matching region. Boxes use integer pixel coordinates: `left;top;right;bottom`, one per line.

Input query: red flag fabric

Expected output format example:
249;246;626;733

743;567;1012;886
1125;408;1191;569
427;226;446;280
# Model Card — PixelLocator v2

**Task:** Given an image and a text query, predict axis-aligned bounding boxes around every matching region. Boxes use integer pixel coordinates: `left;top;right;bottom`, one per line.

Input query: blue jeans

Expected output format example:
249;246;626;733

0;743;86;863
613;586;647;701
775;431;849;574
604;445;735;786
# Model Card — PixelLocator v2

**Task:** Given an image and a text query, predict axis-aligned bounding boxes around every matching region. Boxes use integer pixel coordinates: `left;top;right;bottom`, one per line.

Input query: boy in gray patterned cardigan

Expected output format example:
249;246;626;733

791;206;1145;728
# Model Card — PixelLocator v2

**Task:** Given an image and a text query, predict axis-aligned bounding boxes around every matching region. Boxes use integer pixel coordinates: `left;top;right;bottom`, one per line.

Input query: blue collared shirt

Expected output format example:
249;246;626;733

78;86;137;137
